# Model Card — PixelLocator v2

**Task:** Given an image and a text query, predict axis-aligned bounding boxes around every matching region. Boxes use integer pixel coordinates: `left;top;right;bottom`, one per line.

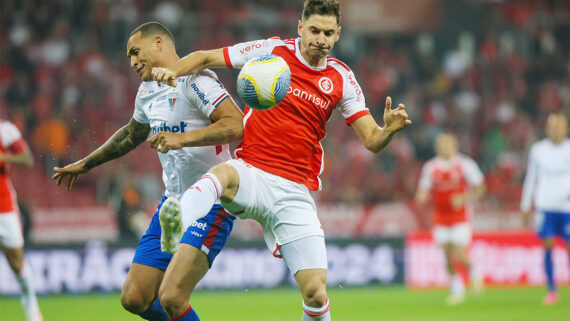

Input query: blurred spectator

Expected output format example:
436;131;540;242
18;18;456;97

0;0;568;218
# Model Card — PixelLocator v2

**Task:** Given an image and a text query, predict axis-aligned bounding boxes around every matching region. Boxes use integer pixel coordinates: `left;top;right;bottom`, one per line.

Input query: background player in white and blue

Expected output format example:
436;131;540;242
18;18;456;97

52;22;244;321
521;112;570;306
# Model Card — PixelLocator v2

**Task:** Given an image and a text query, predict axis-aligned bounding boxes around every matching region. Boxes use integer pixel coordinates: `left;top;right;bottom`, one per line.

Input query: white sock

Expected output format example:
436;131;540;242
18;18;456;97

16;263;41;319
180;173;223;231
302;299;331;321
450;274;465;296
470;267;481;281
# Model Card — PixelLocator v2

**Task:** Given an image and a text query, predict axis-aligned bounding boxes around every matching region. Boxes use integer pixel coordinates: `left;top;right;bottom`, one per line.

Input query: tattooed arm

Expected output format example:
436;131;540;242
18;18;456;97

52;118;150;190
147;98;244;153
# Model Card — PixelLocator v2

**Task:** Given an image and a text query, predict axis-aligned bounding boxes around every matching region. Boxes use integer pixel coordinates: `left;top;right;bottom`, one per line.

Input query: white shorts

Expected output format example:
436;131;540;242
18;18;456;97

432;223;471;247
222;159;326;267
280;235;327;276
0;211;24;249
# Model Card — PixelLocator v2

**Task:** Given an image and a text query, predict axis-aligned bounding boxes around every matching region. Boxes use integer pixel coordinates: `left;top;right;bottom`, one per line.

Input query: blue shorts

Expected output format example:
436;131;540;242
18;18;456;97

536;210;570;241
132;195;236;270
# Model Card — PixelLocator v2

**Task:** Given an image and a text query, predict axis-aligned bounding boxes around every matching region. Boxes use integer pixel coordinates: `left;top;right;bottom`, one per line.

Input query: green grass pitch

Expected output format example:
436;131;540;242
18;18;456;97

1;287;568;320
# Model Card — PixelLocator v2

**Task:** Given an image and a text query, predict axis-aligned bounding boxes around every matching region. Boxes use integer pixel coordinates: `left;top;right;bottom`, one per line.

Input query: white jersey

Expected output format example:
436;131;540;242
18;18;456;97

133;70;232;199
521;138;570;213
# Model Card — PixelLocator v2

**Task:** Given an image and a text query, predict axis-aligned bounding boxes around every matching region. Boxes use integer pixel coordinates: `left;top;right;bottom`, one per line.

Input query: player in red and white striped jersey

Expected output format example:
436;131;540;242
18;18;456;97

415;133;485;305
151;1;411;320
0;120;42;321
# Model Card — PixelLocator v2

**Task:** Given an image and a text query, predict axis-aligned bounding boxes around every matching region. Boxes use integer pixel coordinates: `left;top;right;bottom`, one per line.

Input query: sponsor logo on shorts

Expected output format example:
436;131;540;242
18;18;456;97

191;221;208;231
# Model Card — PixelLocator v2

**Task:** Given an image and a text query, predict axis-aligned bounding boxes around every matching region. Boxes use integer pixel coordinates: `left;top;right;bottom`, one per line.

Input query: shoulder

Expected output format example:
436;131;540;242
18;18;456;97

267;37;294;49
423;158;438;171
190;70;220;83
0;120;19;133
457;153;475;163
531;139;549;153
326;57;363;97
135;81;155;99
327;56;352;73
458;154;481;170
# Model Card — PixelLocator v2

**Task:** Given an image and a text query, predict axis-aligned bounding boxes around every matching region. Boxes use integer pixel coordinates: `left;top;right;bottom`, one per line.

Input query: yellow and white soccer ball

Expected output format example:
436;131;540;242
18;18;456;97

236;54;291;110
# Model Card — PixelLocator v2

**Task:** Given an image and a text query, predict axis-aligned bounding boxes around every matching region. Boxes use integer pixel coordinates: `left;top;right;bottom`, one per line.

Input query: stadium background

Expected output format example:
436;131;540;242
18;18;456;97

0;0;569;320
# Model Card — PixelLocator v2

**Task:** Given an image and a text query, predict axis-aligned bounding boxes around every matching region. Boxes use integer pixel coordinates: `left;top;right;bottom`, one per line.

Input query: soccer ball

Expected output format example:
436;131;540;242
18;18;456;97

236;54;291;110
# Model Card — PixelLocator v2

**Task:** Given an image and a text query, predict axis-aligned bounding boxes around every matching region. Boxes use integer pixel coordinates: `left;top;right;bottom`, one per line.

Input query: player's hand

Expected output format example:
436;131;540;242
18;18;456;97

521;210;532;228
151;67;177;87
450;193;466;210
148;131;186;153
52;160;90;191
383;96;411;134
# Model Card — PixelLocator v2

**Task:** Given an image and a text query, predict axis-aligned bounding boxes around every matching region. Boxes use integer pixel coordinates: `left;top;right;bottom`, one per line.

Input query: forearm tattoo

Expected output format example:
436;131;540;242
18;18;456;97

202;126;239;146
84;119;150;169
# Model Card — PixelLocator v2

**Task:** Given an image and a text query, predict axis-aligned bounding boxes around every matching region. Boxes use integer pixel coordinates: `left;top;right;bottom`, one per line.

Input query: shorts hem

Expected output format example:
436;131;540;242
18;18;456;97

132;257;169;271
277;233;325;247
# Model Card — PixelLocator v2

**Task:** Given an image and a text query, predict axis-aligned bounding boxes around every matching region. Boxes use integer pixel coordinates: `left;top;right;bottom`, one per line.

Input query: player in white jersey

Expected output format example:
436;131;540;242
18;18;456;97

0;120;42;321
52;22;243;321
150;1;410;320
521;112;570;306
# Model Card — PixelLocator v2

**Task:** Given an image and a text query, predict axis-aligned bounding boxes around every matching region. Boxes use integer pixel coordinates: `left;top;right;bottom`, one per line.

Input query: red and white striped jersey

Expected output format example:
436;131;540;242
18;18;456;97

223;37;370;190
0;120;28;213
418;154;484;226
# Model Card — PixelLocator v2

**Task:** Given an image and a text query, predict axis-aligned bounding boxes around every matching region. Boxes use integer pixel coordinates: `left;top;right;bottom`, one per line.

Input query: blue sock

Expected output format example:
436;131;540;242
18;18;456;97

139;299;169;321
171;306;200;321
544;249;556;292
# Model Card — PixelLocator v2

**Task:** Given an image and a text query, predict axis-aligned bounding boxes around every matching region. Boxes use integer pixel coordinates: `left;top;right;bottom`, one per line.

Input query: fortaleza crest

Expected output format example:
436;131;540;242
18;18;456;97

167;91;177;111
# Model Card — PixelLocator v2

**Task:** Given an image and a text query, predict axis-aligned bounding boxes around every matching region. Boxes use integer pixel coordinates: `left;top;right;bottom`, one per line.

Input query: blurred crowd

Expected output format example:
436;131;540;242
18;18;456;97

1;0;568;235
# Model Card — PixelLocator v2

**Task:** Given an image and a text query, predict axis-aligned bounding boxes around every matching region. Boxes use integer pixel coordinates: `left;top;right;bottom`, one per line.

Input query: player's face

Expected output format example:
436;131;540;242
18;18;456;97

435;134;458;160
546;114;568;143
127;32;160;81
298;14;341;61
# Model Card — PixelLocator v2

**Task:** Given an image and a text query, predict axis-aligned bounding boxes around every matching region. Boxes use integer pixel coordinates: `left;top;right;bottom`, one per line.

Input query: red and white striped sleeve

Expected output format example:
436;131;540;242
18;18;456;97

0;121;27;154
328;58;369;125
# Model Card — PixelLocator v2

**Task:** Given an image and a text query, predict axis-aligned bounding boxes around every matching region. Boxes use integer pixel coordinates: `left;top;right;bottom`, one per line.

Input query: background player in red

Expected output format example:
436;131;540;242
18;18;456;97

0;119;42;321
415;132;485;305
150;1;411;320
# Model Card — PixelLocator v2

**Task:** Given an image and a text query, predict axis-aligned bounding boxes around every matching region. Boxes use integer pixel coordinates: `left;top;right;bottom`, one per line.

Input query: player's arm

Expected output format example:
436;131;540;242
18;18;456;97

415;188;430;205
351;97;411;153
147;99;244;153
520;147;537;226
152;49;226;87
52;118;150;190
415;163;432;205
0;146;34;167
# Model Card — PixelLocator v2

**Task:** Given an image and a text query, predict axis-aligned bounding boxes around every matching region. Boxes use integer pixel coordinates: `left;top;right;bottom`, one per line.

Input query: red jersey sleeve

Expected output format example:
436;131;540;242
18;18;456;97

328;58;369;125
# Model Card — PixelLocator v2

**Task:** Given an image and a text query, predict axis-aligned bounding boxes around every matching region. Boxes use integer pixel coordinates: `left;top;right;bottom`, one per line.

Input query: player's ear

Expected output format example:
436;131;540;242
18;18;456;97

154;36;163;50
297;20;303;37
335;26;341;42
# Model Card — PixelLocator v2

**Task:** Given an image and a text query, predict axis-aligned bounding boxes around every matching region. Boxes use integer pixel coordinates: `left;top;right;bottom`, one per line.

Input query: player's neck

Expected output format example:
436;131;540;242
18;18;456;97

158;53;181;70
299;43;327;67
549;137;565;145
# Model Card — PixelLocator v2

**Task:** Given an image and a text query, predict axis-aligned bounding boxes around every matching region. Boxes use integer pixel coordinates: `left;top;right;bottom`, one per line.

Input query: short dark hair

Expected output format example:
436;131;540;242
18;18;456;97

130;22;175;43
302;0;341;25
